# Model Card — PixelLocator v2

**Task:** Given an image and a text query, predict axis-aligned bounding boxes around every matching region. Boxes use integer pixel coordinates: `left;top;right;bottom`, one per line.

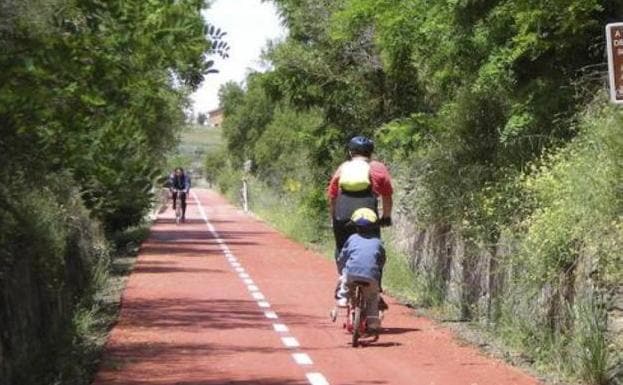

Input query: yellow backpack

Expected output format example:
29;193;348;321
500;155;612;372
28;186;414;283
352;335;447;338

339;158;371;192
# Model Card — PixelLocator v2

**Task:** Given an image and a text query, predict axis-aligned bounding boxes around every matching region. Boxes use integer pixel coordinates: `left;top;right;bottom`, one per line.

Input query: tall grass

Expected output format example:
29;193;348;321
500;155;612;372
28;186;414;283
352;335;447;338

247;180;330;247
488;97;623;383
574;292;610;385
381;243;421;304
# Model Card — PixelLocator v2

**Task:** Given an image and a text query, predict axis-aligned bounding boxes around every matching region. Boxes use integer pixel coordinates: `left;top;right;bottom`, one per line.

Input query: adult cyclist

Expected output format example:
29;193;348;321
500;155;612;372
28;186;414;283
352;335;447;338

327;136;393;262
327;136;393;308
169;167;191;222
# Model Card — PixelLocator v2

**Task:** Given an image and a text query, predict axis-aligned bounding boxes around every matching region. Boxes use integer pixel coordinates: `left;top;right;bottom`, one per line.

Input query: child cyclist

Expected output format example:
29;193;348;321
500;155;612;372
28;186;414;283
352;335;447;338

336;208;386;332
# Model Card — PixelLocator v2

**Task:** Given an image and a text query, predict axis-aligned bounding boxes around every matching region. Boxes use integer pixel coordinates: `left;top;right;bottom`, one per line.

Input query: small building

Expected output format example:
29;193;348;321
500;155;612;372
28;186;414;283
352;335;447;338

208;107;224;128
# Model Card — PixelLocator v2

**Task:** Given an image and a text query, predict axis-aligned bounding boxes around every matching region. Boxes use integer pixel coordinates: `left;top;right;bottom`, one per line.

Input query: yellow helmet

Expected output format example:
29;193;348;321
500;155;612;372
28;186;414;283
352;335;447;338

351;208;378;226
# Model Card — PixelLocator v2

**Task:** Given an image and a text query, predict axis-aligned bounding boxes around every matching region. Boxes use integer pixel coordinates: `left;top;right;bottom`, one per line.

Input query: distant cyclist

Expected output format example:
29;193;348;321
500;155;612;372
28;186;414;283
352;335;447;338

169;167;191;222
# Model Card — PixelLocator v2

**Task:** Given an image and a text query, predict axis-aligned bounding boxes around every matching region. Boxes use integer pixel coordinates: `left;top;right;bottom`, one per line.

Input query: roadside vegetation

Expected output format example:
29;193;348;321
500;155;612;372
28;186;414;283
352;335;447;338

0;1;225;383
208;1;623;383
168;124;223;184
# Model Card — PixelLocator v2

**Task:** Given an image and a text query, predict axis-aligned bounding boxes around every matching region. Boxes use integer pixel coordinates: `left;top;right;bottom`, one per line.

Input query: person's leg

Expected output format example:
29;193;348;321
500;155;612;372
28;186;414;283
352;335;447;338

332;219;353;273
181;191;187;219
378;268;388;311
378;295;388;311
333;219;355;300
335;272;349;306
172;191;178;209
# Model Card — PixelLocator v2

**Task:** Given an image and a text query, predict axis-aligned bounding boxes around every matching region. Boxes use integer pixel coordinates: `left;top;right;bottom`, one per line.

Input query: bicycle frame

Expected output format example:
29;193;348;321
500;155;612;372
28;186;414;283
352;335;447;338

173;189;185;224
331;281;379;347
349;285;367;347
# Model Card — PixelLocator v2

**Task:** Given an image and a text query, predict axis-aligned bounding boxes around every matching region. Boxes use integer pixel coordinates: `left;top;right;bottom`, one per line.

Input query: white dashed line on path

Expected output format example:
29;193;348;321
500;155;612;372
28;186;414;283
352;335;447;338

265;311;278;319
293;353;313;365
281;337;300;348
257;301;271;308
191;191;331;385
306;373;330;385
273;323;289;333
252;292;266;300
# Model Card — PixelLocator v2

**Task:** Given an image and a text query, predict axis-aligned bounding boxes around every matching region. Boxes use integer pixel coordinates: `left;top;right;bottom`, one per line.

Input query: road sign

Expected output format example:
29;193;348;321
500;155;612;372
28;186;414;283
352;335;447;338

606;23;623;104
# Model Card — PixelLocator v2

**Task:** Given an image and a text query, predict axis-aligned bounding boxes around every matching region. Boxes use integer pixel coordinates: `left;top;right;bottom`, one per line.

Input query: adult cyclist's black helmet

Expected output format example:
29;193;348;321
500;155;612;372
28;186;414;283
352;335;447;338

348;136;374;156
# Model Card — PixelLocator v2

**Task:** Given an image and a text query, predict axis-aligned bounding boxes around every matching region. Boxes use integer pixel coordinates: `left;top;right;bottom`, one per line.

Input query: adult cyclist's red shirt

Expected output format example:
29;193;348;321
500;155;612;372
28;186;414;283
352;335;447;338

327;160;394;199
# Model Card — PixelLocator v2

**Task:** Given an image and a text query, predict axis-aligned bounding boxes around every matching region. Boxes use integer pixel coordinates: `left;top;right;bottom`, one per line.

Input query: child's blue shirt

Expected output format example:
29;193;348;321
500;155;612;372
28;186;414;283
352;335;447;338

338;233;386;282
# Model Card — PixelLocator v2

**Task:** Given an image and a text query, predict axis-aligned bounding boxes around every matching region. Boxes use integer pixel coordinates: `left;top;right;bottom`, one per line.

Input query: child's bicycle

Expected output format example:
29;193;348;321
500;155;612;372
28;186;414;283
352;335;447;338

330;281;380;347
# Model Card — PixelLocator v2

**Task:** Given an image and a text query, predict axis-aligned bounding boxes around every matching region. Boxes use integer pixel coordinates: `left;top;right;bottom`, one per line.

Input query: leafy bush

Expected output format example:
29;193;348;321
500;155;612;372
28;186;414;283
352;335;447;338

491;97;623;380
204;145;229;186
0;177;110;384
1;0;226;382
215;0;623;381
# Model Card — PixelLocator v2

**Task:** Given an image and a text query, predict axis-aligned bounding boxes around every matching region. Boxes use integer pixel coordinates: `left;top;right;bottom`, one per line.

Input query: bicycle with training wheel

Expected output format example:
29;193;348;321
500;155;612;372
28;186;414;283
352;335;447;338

330;280;380;347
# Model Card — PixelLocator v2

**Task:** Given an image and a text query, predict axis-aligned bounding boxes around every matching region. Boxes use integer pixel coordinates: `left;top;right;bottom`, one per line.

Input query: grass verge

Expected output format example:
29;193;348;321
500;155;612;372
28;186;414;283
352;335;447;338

68;222;150;385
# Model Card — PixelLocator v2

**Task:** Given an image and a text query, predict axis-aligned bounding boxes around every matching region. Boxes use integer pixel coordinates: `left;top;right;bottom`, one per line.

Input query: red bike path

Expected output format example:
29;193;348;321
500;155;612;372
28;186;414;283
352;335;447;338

92;188;540;385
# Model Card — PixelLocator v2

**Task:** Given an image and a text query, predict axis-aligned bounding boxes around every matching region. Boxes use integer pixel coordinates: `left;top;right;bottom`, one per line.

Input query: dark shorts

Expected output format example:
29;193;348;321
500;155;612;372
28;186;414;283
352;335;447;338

332;190;379;269
334;190;378;221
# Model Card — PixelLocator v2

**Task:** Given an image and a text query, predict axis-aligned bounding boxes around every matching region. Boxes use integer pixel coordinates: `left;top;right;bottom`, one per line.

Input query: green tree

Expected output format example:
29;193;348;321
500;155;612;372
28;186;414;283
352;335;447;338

214;1;623;381
0;0;227;382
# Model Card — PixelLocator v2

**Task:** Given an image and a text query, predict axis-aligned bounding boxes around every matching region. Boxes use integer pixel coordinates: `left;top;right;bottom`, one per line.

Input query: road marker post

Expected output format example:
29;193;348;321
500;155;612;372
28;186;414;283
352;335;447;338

606;23;623;104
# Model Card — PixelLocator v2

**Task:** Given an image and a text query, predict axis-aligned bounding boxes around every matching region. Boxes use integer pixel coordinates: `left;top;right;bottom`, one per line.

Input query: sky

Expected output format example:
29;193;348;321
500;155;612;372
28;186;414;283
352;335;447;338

190;0;286;115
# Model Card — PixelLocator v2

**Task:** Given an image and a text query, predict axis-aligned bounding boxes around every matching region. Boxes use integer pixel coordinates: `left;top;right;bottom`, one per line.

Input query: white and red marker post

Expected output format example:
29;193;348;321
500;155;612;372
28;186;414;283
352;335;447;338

606;22;623;104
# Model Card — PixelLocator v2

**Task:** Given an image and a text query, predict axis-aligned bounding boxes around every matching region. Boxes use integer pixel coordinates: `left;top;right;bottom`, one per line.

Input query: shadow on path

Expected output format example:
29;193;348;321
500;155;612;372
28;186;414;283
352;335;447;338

118;298;325;332
379;327;421;335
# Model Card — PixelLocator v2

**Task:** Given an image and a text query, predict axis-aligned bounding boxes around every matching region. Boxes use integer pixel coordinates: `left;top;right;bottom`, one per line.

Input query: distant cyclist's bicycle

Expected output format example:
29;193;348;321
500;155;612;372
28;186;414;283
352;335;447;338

331;280;380;347
172;189;185;224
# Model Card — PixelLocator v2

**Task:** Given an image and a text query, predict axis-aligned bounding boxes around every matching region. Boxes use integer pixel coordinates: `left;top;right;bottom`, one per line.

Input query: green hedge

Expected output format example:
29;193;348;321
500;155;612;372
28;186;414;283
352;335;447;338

0;178;110;384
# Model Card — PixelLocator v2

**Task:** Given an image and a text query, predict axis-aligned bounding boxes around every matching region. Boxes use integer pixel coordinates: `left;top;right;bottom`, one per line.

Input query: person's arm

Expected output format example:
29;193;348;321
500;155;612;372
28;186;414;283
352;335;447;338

379;245;387;269
370;161;393;222
337;240;351;273
381;194;392;219
327;165;342;219
167;174;174;191
185;174;191;193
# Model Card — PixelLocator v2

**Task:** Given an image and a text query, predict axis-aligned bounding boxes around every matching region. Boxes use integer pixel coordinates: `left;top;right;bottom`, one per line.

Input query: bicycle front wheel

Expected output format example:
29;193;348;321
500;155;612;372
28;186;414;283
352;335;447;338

175;202;182;224
352;307;361;347
351;287;362;347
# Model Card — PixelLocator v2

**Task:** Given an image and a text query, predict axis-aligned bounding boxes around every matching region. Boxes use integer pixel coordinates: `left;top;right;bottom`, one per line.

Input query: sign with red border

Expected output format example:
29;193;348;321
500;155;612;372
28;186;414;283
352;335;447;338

607;23;623;104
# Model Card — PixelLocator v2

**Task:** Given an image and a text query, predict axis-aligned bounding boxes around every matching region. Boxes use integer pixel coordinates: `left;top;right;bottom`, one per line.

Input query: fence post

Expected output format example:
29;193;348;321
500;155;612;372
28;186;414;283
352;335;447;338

242;160;253;212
